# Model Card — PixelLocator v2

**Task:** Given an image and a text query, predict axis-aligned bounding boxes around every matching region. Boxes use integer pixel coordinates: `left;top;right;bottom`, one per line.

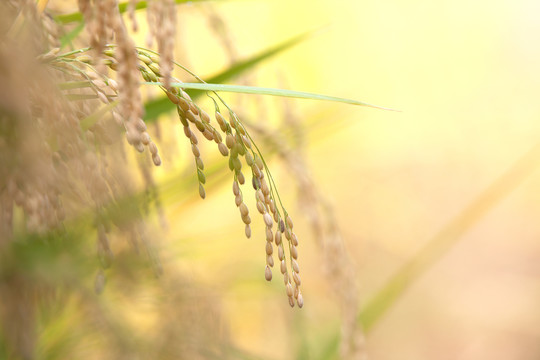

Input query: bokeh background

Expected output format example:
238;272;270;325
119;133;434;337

173;1;540;359
36;0;540;359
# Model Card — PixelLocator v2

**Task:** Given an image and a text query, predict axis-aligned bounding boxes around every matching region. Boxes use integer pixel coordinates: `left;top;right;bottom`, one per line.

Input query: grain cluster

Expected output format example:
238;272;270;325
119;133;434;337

1;0;304;308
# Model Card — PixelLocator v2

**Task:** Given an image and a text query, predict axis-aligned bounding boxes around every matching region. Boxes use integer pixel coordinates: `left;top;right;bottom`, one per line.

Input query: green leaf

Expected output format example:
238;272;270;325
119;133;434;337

60;21;85;49
80;101;119;131
358;141;540;331
143;30;316;121
54;0;219;24
314;332;340;360
146;82;396;110
142;97;174;121
208;30;316;85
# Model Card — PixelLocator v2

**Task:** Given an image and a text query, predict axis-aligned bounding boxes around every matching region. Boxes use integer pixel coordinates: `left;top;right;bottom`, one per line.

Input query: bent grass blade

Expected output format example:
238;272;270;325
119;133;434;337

143;29;320;121
145;82;398;111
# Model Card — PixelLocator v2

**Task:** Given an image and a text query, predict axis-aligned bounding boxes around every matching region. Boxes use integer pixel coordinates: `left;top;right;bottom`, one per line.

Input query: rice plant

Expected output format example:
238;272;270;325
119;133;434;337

0;1;390;359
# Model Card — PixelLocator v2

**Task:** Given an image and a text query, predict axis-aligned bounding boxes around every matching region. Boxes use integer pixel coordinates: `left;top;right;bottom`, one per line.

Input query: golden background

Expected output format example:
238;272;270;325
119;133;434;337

45;1;540;359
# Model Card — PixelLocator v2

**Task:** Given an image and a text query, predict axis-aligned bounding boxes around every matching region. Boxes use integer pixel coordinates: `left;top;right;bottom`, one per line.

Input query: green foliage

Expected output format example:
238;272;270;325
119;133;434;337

147;82;393;109
143;30;317;121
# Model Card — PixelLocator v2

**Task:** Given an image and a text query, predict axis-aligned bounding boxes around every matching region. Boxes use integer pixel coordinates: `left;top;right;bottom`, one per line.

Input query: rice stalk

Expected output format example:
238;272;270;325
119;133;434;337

0;1;392;358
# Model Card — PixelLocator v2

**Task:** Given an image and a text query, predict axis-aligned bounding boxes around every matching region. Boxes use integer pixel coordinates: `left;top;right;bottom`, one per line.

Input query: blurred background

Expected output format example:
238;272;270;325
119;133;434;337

167;1;540;359
178;1;540;359
5;0;540;359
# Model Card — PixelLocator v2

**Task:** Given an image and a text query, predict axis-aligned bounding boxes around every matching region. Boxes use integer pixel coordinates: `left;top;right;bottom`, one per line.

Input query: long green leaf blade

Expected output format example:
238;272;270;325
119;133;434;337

143;30;316;120
60;21;85;49
208;30;315;85
146;82;396;110
80;100;119;131
143;96;175;121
